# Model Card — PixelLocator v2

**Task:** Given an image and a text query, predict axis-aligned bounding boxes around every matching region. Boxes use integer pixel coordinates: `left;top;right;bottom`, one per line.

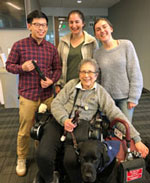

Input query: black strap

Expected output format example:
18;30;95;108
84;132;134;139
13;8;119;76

60;88;80;142
69;88;79;118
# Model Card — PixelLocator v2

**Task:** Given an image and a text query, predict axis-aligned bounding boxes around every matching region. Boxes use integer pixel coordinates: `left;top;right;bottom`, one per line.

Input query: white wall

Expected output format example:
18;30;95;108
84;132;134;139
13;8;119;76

109;0;150;90
0;29;29;57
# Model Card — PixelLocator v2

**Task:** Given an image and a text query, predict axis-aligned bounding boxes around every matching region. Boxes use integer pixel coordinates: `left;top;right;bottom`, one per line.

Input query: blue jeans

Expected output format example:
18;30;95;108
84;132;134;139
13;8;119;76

114;98;134;123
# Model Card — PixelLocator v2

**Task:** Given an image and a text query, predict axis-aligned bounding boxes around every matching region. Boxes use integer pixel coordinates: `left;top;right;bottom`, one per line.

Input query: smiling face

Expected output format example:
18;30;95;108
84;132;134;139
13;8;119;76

79;62;98;90
94;19;113;43
27;18;48;44
68;13;85;35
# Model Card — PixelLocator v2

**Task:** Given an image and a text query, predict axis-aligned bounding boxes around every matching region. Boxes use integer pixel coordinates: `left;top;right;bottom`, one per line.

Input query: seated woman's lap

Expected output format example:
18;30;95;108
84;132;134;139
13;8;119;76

37;117;63;157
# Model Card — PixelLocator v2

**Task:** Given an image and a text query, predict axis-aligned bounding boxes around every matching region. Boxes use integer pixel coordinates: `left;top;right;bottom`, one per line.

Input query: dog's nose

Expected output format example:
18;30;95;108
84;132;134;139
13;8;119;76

84;171;96;183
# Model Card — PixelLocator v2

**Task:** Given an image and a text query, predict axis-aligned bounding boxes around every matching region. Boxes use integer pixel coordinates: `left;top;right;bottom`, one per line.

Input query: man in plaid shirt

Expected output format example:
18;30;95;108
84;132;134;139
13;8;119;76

6;10;61;177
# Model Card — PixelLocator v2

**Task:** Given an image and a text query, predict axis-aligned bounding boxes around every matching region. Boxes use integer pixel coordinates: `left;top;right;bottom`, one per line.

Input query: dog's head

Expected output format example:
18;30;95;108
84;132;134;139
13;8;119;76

78;140;110;183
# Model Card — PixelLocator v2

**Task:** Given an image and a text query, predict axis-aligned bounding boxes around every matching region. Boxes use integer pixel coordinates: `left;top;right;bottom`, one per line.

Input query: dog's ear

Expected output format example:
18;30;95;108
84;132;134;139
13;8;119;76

98;142;110;166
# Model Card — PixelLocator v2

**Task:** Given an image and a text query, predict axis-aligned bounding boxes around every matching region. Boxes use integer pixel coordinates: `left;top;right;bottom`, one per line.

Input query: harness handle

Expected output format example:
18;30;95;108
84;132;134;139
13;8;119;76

110;118;131;151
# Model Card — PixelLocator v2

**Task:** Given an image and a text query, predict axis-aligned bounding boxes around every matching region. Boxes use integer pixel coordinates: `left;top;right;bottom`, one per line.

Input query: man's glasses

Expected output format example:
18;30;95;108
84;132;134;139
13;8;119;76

32;23;48;28
79;71;97;76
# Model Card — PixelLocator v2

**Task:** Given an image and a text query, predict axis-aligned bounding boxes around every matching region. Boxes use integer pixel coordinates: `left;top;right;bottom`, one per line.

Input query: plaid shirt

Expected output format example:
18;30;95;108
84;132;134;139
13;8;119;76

6;36;61;101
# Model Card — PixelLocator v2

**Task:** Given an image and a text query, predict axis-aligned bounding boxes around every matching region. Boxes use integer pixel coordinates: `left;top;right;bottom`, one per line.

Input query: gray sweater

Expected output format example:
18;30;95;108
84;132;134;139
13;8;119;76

94;39;143;105
51;79;141;143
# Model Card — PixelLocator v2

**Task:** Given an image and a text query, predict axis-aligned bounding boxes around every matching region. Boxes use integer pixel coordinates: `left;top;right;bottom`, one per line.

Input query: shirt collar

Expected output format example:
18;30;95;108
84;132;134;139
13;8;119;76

75;81;97;90
29;34;45;46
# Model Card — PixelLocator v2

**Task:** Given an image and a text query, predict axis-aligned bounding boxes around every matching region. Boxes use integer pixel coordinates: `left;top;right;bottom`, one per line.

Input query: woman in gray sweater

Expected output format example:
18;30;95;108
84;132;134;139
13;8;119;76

94;18;143;122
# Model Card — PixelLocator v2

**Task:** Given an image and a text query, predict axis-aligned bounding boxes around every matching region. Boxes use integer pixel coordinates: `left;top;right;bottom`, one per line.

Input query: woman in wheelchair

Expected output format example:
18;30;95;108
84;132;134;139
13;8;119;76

34;58;149;183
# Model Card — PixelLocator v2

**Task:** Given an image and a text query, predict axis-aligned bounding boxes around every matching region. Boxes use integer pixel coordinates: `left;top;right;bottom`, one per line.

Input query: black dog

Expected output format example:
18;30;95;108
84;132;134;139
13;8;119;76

78;140;119;183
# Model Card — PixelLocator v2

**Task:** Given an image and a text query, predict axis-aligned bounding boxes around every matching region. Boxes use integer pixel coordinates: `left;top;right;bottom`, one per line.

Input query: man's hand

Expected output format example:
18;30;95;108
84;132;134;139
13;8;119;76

22;60;35;72
40;77;53;88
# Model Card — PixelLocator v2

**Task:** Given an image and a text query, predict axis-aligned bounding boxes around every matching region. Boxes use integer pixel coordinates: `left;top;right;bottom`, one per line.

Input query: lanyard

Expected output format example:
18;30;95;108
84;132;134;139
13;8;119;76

69;88;79;119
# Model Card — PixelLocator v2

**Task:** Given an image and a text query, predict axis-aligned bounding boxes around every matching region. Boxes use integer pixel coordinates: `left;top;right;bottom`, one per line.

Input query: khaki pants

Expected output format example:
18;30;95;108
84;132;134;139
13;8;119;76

17;96;53;159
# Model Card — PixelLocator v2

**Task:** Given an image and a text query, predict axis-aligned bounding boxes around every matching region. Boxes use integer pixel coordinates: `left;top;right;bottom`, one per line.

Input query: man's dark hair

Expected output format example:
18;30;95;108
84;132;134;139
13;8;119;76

27;10;48;24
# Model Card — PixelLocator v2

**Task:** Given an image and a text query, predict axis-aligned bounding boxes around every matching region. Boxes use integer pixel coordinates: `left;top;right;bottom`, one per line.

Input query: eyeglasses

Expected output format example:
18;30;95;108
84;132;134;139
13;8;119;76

32;23;48;28
79;71;97;76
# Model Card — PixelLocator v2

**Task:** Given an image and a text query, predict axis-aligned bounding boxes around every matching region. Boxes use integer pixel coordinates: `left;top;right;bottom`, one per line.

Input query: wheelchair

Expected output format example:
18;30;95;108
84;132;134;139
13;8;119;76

31;110;146;183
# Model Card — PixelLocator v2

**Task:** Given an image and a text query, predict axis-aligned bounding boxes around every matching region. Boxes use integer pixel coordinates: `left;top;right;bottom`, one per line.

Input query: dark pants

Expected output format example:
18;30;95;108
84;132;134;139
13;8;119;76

36;117;63;183
63;120;90;183
64;144;82;183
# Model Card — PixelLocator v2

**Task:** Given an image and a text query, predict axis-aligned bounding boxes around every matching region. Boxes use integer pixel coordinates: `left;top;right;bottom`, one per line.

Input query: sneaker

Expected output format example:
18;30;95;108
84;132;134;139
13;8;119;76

16;158;26;176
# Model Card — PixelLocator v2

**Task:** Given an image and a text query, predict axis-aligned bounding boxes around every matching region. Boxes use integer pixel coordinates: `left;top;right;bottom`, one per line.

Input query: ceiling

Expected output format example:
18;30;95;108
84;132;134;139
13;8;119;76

39;0;120;9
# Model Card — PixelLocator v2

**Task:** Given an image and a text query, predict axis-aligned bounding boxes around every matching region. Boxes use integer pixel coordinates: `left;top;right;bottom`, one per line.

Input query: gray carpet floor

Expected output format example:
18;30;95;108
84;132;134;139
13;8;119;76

0;91;150;183
0;107;37;183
